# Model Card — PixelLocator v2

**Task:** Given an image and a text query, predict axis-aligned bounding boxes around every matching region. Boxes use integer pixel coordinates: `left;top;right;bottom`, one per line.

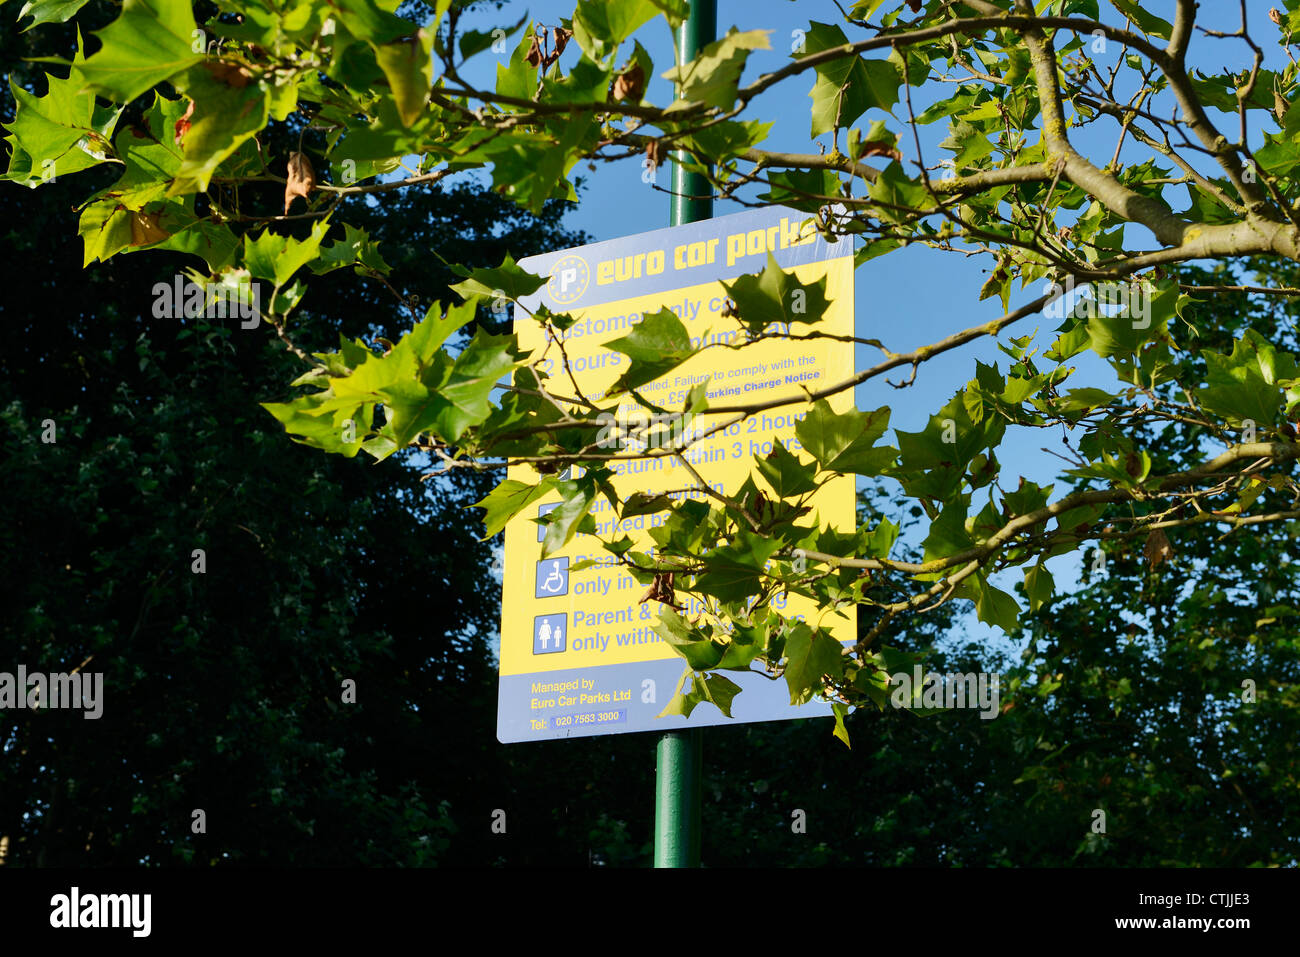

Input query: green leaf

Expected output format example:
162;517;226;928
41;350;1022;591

716;620;768;670
149;203;239;270
432;329;522;441
1024;563;1054;613
647;0;689;28
79;0;203;104
330;0;414;46
658;668;742;719
573;0;661;60
960;574;1022;632
653;610;726;671
1054;387;1118;413
1110;0;1172;39
803;22;899;137
402;298;479;361
6;73;92;166
831;702;851;748
1045;318;1092;362
546;52;617;104
755;439;818;497
243;220;332;287
866;161;930;223
103;93;186;209
683;378;710;415
472;479;555;539
603;307;694;396
1199;328;1299;427
78;199;132;265
309;300;488;450
939;119;994;170
479;114;596;213
695;672;741;718
921;496;973;563
859;517;899;559
458;13;528;60
720;253;831;332
677;119;772;167
693;529;783;604
848;0;890;22
17;0;91;30
783;624;843;706
541;482;597;557
621;491;674;518
758;167;842;209
895;390;1005;480
1085;279;1173;358
661;27;770;111
373;29;433;127
3;28;110;181
261;393;372;459
450;253;547;303
169;64;270;196
310;223;391;276
1003;479;1053;517
794;399;896;475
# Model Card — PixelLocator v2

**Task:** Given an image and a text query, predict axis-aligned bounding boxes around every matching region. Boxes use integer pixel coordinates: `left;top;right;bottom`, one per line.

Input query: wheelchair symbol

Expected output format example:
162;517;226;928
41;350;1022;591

535;557;569;598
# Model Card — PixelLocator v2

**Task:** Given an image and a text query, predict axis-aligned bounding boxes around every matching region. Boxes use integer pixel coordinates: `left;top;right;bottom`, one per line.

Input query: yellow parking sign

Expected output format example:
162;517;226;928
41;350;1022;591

498;206;856;742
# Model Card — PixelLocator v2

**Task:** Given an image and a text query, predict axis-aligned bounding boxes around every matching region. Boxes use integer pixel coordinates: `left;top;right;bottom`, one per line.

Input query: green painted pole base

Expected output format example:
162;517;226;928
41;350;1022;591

654;729;703;867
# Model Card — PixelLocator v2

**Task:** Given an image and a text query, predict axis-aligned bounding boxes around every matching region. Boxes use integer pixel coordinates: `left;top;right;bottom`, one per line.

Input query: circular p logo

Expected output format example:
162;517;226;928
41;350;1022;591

548;255;589;305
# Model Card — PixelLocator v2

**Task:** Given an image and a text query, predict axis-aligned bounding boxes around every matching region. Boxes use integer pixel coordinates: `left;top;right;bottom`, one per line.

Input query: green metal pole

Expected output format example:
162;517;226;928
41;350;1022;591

669;0;716;228
654;0;715;870
654;727;702;866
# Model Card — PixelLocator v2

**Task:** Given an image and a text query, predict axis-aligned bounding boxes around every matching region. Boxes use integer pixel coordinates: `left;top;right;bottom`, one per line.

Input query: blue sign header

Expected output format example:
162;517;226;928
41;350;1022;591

517;205;851;313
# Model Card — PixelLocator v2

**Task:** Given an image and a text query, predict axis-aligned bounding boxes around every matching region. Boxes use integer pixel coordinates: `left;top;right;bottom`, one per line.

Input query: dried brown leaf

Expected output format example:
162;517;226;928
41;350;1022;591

525;33;544;67
284;151;316;214
644;138;664;173
612;63;645;102
1143;528;1173;569
859;139;901;161
639;572;680;608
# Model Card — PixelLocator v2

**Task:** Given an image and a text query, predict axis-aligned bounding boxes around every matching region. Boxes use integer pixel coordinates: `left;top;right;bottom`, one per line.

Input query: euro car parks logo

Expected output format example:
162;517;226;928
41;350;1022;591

548;254;589;305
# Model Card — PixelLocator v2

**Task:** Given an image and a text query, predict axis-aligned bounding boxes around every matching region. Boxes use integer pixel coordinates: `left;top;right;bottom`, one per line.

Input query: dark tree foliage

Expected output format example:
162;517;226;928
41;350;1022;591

0;1;600;866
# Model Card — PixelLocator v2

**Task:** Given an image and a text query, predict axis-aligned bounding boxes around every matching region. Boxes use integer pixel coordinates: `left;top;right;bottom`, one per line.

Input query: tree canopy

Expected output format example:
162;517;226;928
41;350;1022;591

7;0;1300;730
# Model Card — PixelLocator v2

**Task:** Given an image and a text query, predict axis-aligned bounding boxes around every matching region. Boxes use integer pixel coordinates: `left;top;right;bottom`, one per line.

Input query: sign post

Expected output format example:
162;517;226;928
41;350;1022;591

655;0;716;870
494;0;857;869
